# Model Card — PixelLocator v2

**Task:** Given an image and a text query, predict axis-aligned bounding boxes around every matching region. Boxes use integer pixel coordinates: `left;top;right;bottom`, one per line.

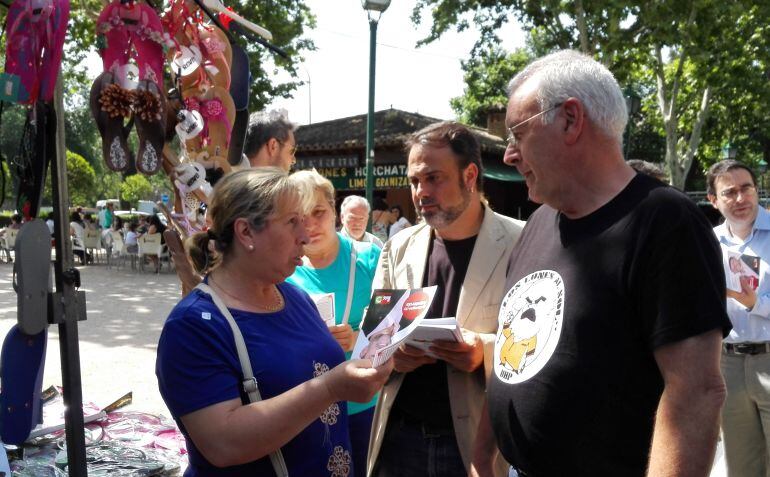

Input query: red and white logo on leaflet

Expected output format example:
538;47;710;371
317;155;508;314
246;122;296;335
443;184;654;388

401;291;429;321
375;294;391;305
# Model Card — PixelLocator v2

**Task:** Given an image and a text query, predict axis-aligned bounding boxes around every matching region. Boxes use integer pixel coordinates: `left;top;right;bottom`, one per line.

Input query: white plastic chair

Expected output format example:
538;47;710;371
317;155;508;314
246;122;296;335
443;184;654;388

138;233;164;273
110;231;137;270
83;228;102;263
1;228;18;263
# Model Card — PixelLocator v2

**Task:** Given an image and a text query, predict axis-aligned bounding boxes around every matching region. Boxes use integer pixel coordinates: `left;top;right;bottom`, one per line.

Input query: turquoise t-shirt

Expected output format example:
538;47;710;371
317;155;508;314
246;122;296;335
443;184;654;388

287;233;381;415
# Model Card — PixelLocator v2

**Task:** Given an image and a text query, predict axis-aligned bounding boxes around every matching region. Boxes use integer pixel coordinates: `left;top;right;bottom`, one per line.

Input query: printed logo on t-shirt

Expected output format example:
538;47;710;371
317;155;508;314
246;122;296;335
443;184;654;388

494;270;564;384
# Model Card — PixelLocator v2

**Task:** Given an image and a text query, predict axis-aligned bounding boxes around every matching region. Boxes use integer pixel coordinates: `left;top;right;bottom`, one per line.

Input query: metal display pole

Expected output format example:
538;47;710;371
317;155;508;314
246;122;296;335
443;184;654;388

49;73;88;476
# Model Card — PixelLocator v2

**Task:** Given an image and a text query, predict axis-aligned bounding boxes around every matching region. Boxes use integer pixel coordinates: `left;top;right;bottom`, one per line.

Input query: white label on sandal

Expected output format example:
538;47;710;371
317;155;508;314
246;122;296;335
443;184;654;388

174;45;203;77
116;63;140;90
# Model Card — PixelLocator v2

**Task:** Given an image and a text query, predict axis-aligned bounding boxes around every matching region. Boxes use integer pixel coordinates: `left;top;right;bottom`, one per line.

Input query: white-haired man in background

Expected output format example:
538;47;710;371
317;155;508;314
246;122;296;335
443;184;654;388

340;195;384;249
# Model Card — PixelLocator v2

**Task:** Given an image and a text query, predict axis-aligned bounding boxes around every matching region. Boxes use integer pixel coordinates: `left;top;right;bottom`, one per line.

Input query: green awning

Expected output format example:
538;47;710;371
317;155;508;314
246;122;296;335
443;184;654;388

483;160;524;182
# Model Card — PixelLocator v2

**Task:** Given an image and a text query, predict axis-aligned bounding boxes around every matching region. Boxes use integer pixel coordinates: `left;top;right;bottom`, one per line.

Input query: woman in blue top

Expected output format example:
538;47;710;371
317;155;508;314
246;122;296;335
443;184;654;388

286;170;381;477
156;169;392;477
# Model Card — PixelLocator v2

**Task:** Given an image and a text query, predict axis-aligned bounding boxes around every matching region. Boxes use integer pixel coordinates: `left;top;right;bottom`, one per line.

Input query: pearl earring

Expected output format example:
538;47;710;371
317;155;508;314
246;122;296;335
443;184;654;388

248;245;254;251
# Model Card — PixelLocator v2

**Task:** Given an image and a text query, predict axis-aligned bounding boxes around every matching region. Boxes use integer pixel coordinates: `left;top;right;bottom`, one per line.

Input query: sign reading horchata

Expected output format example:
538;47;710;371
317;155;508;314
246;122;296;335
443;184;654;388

296;164;410;190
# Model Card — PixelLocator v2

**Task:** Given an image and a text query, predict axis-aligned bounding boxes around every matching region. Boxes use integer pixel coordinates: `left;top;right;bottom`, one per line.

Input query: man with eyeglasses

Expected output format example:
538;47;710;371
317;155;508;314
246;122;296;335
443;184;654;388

339;195;384;249
707;159;770;476
475;50;731;477
243;111;297;171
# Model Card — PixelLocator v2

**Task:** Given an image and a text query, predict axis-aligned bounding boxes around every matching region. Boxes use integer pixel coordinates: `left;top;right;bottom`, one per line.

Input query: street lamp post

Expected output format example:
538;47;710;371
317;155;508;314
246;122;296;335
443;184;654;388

624;86;641;160
362;0;390;229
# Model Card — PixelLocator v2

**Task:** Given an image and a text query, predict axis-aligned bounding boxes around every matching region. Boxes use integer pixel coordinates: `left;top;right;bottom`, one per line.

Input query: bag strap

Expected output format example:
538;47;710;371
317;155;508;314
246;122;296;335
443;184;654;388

195;282;289;477
341;243;357;325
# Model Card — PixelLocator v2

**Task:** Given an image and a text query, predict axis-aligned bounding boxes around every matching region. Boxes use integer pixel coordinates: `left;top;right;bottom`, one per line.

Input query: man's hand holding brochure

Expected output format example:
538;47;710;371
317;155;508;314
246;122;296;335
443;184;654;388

352;286;470;368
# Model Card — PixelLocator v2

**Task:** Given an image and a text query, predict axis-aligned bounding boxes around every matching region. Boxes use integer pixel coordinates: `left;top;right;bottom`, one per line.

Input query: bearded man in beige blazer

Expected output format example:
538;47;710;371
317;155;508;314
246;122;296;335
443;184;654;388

367;122;524;477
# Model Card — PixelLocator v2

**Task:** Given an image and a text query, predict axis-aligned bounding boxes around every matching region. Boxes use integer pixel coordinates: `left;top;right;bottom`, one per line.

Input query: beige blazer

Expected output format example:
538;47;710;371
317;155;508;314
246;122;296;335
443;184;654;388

367;206;524;477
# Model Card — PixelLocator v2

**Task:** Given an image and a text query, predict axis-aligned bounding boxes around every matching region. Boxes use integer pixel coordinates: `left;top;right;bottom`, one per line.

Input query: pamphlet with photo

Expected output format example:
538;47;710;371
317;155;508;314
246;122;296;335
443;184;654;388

352;286;437;367
724;250;760;293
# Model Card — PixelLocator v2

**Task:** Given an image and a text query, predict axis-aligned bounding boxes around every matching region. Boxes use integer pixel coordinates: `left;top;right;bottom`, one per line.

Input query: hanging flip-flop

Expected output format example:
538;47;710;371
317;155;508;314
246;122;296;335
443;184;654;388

227;43;250;166
133;79;166;175
3;0;69;104
0;325;47;445
12;220;51;335
181;85;234;172
90;71;132;172
12;101;54;220
96;0;166;85
178;24;232;92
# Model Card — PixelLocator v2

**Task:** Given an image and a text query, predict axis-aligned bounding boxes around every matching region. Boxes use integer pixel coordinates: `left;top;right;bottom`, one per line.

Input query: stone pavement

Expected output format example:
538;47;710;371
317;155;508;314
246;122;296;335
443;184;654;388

0;257;730;475
0;259;181;418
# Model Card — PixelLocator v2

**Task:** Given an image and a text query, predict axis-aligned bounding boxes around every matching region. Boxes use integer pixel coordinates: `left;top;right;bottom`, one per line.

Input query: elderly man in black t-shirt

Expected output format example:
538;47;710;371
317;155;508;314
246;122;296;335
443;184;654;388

367;122;524;477
476;50;731;477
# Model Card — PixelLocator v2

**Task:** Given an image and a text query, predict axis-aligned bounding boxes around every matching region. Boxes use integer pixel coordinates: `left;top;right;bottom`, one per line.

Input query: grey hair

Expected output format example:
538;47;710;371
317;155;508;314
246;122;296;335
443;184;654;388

340;195;370;214
289;169;336;216
507;50;628;143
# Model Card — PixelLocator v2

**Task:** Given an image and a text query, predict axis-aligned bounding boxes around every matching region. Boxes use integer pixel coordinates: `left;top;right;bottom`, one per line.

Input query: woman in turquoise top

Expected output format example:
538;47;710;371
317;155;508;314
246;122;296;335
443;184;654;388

287;170;381;477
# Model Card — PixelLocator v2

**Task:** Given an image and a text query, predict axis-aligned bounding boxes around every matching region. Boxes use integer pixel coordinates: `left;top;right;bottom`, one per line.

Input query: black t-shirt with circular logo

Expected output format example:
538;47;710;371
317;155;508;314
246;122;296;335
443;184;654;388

488;173;732;477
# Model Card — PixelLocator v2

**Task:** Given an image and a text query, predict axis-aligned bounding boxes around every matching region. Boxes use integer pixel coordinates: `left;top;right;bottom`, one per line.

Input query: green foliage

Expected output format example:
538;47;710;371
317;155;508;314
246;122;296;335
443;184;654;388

120;174;154;206
413;0;770;188
450;47;533;127
42;150;97;207
65;151;97;206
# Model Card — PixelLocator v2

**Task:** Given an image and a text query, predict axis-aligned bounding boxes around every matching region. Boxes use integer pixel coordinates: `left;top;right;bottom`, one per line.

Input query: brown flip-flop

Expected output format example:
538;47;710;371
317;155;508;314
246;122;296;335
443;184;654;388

133;79;166;175
90;71;132;172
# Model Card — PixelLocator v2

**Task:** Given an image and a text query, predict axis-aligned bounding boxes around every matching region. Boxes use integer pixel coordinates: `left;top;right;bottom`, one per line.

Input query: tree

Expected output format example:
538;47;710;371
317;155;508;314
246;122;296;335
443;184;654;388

450;47;533;127
412;0;770;189
66;151;98;206
120;174;154;207
41;151;97;207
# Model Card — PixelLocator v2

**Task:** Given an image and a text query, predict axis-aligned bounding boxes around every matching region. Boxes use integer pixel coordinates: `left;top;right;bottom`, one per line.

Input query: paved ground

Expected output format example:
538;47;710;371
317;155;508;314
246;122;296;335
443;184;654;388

0;257;181;418
0;255;729;476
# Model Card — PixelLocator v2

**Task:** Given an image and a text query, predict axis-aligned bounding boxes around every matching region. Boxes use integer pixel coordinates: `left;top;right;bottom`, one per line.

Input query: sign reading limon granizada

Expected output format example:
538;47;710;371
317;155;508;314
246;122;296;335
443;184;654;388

297;164;410;190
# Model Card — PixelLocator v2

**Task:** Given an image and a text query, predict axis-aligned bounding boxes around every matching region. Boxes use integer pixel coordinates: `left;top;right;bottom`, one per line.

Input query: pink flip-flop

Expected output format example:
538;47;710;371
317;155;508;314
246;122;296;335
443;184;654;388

96;0;165;86
4;0;69;104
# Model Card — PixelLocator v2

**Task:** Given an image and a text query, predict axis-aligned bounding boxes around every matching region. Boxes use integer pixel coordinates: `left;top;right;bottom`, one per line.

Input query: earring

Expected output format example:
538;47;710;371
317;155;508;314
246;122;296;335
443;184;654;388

248;244;254;251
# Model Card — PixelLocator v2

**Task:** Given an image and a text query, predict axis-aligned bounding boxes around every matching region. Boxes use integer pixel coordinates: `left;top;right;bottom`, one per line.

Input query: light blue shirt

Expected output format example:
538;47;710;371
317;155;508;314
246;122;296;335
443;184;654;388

287;233;380;414
714;206;770;343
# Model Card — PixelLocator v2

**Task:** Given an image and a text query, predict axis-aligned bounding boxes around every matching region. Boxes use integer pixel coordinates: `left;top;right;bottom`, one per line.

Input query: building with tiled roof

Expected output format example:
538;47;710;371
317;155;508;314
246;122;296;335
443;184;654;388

294;108;538;221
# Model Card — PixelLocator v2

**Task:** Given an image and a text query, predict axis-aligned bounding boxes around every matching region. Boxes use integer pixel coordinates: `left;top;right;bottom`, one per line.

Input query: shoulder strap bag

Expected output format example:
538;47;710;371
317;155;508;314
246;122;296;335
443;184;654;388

195;282;289;477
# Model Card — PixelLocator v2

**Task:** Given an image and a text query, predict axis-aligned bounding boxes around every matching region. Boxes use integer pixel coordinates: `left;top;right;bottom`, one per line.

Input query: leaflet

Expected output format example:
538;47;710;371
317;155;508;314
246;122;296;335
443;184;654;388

352;286;437;367
403;317;463;358
724;250;760;293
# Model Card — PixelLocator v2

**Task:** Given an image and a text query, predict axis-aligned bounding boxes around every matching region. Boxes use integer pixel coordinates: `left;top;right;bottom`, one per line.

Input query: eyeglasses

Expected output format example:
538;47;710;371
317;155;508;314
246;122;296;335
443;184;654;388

506;102;563;148
279;141;297;156
719;183;756;201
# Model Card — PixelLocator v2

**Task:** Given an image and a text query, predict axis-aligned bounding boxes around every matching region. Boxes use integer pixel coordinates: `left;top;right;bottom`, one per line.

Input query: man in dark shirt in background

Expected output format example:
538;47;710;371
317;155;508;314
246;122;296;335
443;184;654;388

368;121;524;477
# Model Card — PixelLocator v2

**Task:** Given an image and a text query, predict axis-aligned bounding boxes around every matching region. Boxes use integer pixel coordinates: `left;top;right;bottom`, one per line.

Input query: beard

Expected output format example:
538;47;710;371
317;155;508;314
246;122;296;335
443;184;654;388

416;182;472;230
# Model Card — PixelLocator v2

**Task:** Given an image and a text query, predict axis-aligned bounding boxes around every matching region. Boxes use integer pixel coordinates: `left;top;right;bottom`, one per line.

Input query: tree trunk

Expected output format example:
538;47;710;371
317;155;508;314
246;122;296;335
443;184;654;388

575;0;590;54
679;86;712;188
